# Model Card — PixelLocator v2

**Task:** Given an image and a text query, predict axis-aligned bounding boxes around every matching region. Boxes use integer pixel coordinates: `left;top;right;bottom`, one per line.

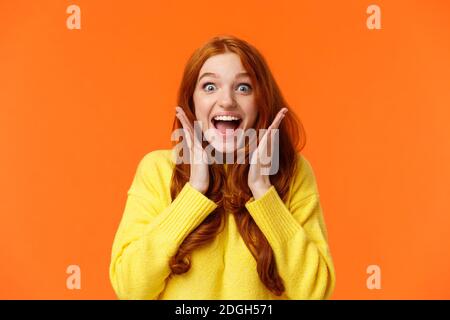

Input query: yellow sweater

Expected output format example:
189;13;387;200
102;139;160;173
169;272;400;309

109;149;336;300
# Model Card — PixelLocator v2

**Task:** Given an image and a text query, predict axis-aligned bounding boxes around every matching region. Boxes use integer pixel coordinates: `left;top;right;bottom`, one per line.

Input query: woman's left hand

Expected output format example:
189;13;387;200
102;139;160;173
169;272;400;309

248;108;288;199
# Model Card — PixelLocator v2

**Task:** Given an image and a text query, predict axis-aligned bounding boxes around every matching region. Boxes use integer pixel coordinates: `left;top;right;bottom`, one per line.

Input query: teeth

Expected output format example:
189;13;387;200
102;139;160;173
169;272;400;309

213;115;241;121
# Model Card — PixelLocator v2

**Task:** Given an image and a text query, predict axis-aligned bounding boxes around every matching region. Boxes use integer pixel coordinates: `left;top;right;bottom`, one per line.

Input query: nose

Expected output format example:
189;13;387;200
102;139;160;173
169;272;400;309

218;87;236;109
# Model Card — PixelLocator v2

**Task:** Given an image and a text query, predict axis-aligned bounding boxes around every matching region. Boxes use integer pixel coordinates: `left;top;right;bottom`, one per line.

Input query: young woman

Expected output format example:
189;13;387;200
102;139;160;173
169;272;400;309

109;35;336;300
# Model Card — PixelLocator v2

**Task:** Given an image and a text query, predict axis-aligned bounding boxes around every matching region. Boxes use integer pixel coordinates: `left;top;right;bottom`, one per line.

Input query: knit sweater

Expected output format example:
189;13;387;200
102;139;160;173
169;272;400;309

109;149;336;300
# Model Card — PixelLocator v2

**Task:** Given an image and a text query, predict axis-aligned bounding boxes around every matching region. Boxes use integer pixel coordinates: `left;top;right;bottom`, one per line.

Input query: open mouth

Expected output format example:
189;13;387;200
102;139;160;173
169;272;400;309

211;115;243;135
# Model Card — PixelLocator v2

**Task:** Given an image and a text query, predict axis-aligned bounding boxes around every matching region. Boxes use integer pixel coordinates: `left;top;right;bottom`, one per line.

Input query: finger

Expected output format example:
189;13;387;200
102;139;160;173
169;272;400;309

262;108;287;141
268;108;288;131
256;108;287;164
176;108;206;159
182;117;202;150
175;113;193;139
259;109;287;146
178;108;200;140
178;109;205;149
175;107;191;127
176;108;194;136
175;109;194;149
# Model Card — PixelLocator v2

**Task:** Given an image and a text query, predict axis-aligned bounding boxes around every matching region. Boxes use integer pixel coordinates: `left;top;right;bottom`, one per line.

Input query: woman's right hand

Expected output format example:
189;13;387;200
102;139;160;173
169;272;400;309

175;106;210;194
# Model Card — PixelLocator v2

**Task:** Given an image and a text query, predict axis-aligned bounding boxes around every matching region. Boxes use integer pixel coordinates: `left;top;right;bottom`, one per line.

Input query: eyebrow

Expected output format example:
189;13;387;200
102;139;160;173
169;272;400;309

197;72;250;82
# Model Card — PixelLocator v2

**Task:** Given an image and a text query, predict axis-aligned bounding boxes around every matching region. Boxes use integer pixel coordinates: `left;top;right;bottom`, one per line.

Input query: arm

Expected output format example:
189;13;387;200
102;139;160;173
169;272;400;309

109;152;217;299
245;156;336;300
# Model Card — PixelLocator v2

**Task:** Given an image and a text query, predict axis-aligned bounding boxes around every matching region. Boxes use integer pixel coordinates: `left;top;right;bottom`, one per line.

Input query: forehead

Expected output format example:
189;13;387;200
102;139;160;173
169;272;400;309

199;52;247;75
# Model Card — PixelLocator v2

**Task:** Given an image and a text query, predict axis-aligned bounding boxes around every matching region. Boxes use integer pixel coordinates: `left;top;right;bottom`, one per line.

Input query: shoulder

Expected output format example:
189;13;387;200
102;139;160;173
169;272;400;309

138;149;175;170
129;149;175;197
289;153;320;200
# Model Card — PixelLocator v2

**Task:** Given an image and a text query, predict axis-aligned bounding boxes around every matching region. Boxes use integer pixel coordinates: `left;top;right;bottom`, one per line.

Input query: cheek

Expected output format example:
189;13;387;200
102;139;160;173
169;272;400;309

193;92;212;125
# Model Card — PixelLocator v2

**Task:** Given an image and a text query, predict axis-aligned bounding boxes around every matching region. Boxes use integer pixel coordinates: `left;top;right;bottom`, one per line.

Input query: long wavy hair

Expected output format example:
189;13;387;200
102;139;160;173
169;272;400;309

168;35;306;296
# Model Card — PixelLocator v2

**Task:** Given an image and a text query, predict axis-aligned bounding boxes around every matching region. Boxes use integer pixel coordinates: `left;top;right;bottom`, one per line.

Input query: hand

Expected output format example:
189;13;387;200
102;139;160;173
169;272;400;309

248;108;288;199
175;106;210;194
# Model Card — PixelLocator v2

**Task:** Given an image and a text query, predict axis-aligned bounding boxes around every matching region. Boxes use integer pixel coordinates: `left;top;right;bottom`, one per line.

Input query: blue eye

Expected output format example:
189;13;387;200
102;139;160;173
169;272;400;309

203;82;216;92
237;83;252;93
202;82;252;93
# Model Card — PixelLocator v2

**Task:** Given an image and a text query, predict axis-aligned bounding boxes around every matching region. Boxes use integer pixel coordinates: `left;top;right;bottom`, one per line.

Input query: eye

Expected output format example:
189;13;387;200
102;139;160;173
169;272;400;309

202;82;216;92
237;83;252;93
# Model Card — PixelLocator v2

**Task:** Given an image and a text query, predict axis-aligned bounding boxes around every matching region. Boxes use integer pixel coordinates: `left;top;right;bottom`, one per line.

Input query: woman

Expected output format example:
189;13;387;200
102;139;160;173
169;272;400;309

109;35;336;300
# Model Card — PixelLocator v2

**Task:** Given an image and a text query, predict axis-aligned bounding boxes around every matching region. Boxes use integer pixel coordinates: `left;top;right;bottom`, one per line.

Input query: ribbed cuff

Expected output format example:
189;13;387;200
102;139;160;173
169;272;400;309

245;185;300;248
158;182;218;245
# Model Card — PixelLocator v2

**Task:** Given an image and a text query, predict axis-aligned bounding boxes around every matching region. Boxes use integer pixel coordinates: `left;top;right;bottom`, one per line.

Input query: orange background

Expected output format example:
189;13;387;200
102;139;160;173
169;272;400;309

1;0;449;299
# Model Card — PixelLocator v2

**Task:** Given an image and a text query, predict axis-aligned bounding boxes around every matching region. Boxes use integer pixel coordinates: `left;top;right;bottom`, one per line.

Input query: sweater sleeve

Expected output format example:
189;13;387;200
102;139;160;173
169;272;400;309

244;156;336;300
109;152;218;300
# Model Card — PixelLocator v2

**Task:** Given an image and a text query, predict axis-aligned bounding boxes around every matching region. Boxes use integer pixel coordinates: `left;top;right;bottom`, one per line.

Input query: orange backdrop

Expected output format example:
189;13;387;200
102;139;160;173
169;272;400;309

1;0;449;299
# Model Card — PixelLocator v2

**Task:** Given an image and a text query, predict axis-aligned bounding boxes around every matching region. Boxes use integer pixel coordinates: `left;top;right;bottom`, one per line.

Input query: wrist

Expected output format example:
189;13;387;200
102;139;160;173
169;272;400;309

249;182;272;200
189;180;208;194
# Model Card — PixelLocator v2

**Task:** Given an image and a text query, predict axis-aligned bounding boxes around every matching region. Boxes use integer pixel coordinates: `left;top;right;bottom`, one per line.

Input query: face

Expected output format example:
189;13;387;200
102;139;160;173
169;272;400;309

193;52;258;153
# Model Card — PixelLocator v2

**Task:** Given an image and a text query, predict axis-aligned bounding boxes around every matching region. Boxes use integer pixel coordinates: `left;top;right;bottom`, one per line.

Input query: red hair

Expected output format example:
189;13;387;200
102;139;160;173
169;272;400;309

169;35;306;296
